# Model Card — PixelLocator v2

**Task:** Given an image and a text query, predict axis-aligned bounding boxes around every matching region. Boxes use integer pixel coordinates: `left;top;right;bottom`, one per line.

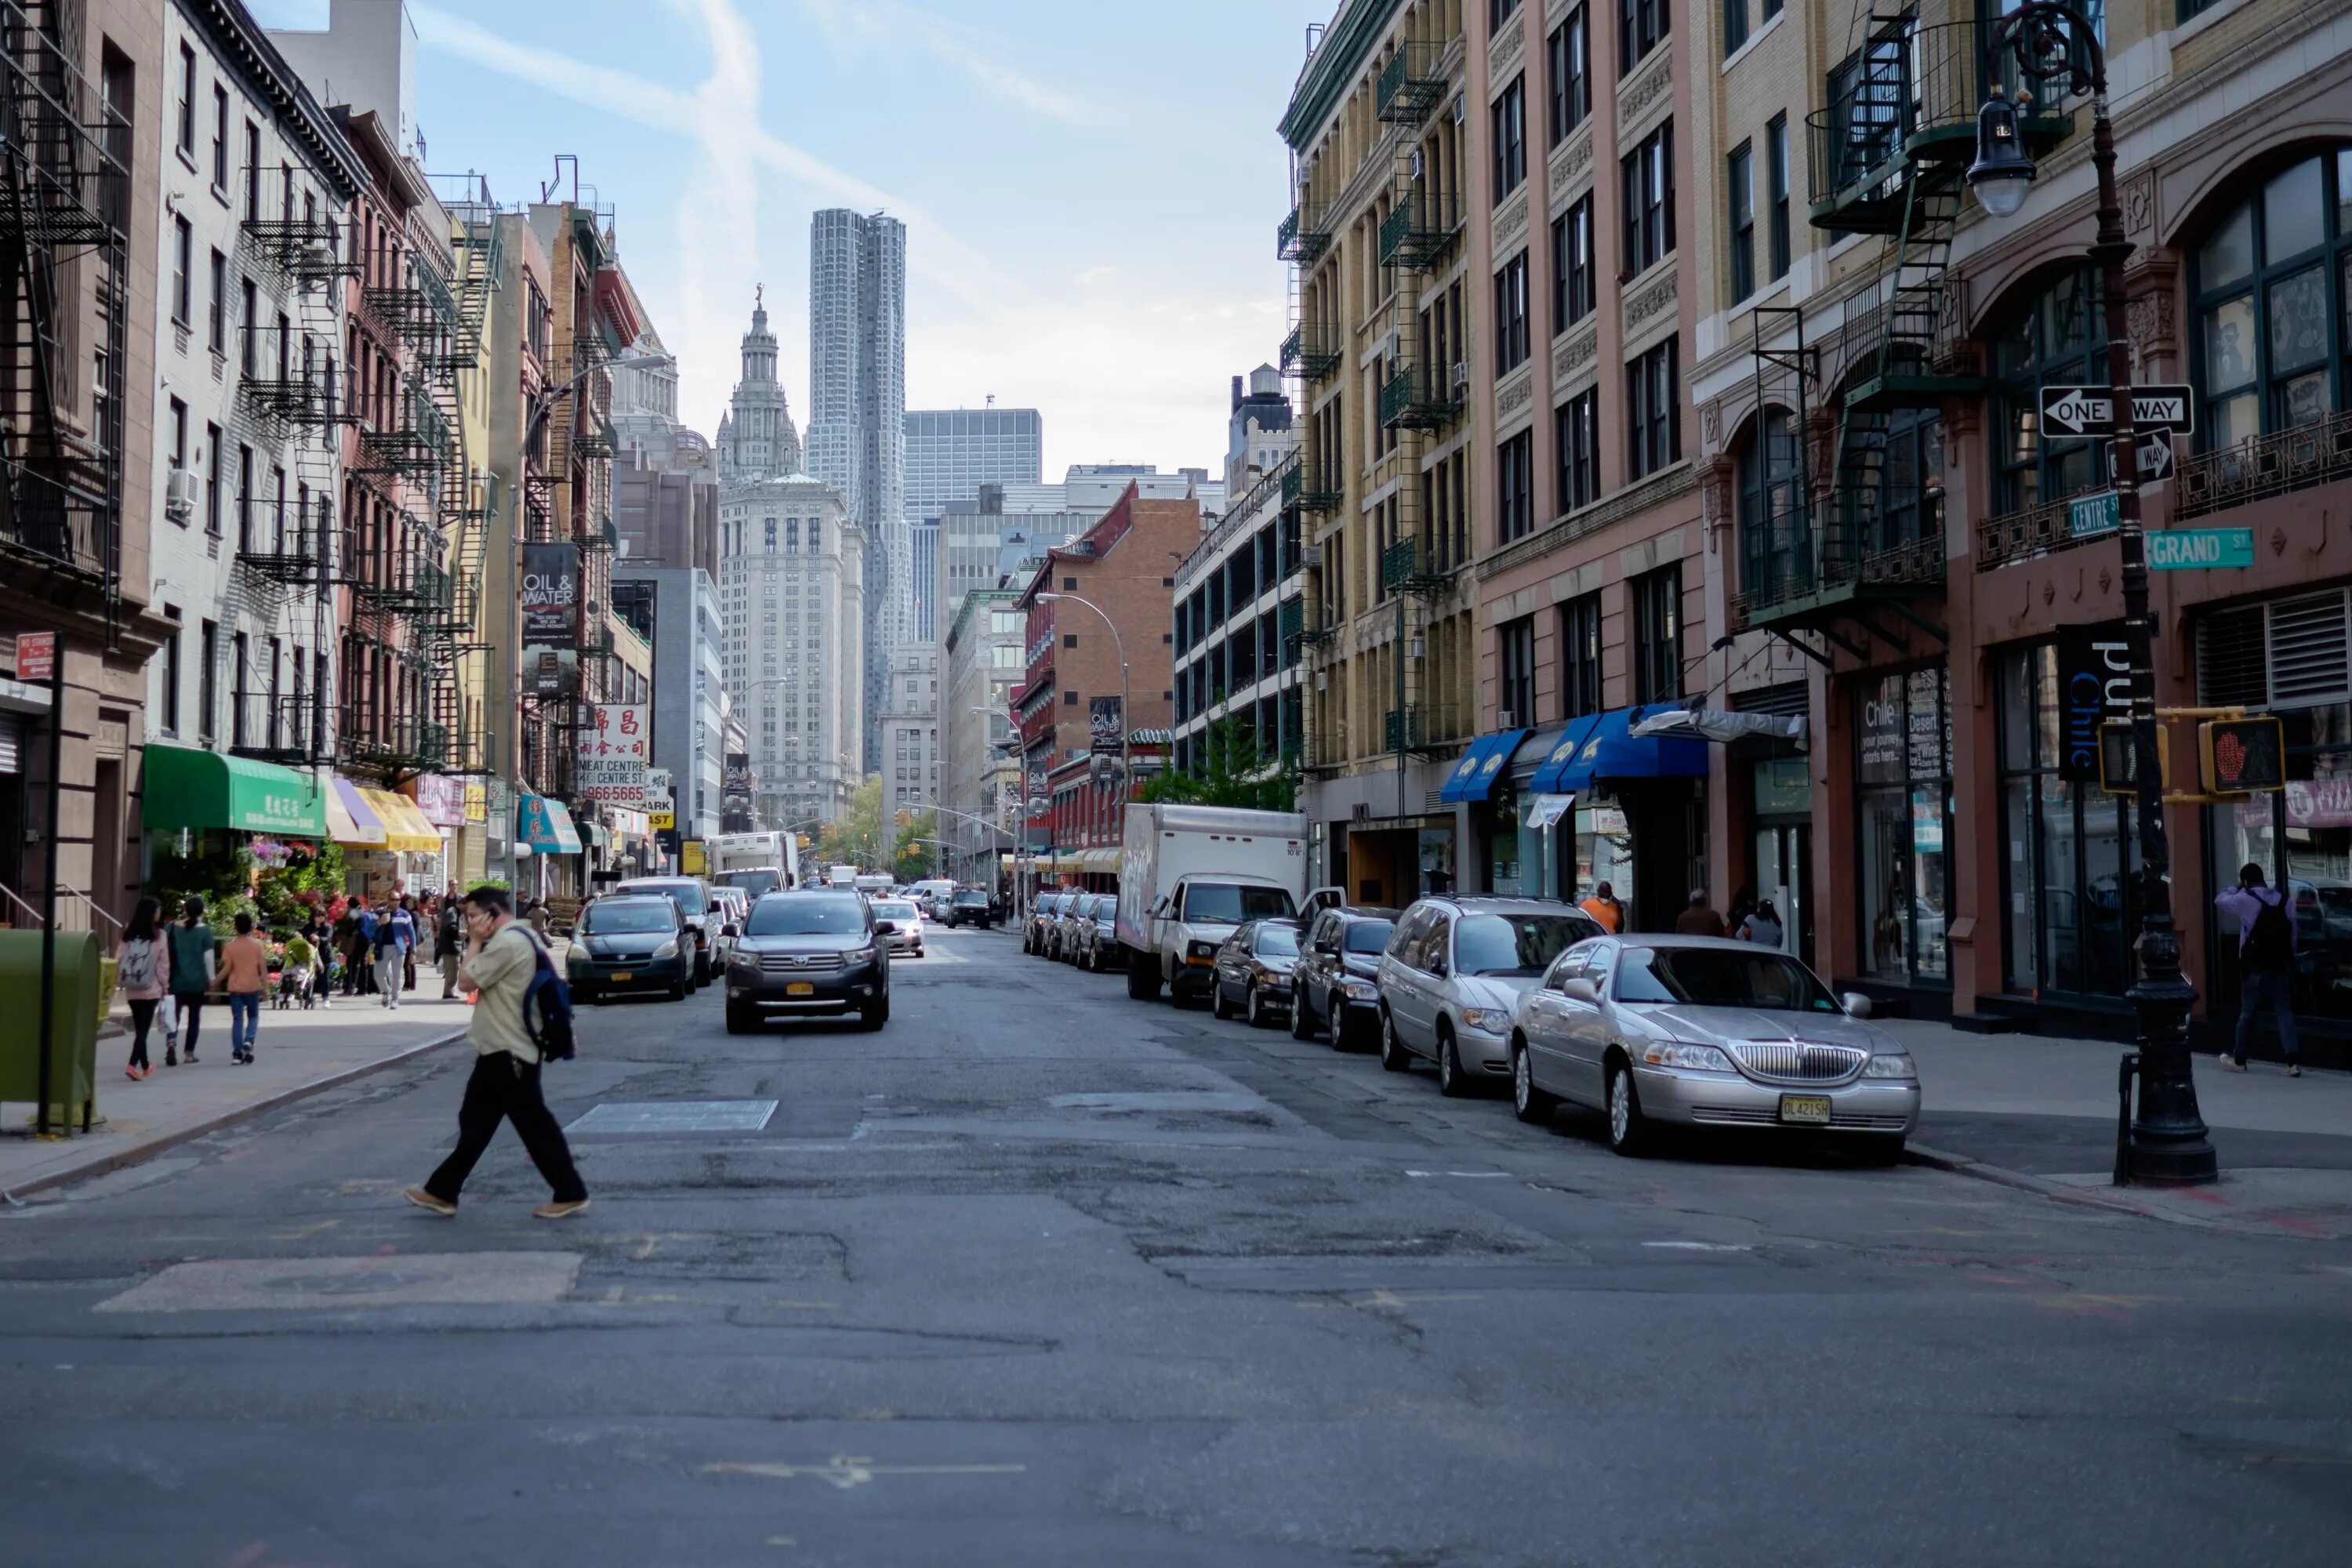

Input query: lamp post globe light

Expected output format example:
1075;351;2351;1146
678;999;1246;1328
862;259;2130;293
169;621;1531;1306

1971;2;2215;1186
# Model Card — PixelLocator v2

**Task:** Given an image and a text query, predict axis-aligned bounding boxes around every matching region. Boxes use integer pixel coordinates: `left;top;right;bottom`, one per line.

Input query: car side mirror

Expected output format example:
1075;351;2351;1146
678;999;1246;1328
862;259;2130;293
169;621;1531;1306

1841;992;1873;1018
722;924;739;938
1561;977;1600;1003
1428;959;1450;979
1313;940;1337;956
874;920;896;934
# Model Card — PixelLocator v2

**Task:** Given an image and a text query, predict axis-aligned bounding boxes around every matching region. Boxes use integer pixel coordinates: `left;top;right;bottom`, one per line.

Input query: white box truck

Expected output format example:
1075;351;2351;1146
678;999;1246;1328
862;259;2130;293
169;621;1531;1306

1116;803;1337;1004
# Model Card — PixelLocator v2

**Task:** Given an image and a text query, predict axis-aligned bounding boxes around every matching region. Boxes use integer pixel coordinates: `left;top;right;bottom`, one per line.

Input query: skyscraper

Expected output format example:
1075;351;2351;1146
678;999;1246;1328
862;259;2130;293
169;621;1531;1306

807;209;906;774
904;406;1044;520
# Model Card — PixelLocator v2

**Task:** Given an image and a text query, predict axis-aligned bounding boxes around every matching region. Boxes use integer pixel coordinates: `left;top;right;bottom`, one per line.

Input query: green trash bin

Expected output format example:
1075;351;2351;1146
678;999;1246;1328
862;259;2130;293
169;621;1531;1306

0;930;101;1134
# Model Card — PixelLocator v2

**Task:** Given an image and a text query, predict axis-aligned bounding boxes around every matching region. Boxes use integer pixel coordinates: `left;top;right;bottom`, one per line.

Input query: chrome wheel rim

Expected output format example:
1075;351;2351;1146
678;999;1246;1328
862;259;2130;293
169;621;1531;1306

1609;1073;1631;1145
1514;1047;1530;1112
1439;1038;1454;1089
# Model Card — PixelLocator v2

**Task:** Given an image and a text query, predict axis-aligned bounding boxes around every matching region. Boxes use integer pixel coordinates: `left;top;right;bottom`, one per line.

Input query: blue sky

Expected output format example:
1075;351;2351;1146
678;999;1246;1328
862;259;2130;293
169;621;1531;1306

249;0;1333;478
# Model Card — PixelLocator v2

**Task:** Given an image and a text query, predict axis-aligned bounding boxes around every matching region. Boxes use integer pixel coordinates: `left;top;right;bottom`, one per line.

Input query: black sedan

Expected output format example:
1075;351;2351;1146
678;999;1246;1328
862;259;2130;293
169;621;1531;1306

564;895;692;1004
1210;919;1303;1028
724;891;890;1033
1290;906;1401;1048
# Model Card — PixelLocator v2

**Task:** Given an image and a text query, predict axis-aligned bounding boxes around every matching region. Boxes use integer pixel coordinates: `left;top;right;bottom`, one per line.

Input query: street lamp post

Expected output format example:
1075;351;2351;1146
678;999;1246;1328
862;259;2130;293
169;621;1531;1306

1969;4;2216;1185
1036;588;1131;806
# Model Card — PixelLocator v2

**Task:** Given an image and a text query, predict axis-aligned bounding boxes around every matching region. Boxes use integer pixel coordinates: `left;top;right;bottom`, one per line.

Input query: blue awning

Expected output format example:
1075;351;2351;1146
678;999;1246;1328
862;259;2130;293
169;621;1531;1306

1528;712;1609;795
1550;707;1710;795
1438;728;1528;803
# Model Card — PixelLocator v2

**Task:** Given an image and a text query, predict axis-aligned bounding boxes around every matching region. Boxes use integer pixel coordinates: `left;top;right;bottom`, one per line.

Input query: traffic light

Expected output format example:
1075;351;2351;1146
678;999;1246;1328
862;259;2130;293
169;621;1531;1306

2096;721;2167;794
2201;717;2285;795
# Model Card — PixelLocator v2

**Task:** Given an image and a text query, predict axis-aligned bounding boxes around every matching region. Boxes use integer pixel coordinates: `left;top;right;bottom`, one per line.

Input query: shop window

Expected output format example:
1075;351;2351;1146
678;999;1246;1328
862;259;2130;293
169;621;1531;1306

1631;564;1682;703
2191;147;2352;449
1989;267;2107;511
1854;667;1952;987
2205;700;2352;1037
1735;407;1804;605
1500;615;1537;728
1559;591;1602;719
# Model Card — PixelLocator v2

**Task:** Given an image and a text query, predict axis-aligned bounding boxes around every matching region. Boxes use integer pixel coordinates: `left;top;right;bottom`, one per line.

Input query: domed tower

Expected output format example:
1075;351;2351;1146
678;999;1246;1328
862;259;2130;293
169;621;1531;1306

717;288;802;486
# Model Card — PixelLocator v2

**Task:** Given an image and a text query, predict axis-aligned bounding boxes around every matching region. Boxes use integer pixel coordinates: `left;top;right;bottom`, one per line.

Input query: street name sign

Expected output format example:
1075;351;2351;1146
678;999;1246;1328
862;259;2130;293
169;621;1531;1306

2147;527;2254;570
2038;384;2194;437
2067;491;2119;539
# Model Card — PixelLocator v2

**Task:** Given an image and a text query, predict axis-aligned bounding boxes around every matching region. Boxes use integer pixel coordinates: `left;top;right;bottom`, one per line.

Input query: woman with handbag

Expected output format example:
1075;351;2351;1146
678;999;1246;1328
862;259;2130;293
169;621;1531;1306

114;897;170;1079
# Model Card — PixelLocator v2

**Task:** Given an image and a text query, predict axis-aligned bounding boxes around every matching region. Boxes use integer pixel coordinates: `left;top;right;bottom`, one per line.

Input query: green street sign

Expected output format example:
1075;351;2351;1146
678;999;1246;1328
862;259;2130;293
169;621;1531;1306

2148;527;2255;570
2067;491;2119;539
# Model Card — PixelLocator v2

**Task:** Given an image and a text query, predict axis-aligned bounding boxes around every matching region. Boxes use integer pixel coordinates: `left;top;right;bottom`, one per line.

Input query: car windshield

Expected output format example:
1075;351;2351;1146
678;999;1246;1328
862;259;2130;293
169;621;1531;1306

582;902;673;935
1454;913;1592;977
956;890;989;906
1343;920;1395;954
717;869;781;898
1182;884;1296;924
746;896;866;936
623;881;707;915
1614;946;1842;1012
1254;924;1301;958
872;901;916;920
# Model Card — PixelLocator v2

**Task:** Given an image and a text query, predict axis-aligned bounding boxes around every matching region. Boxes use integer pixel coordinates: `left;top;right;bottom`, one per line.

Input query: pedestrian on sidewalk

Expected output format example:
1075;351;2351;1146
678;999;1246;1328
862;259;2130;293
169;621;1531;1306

374;896;416;1009
435;895;463;998
405;885;589;1221
524;898;551;942
165;898;216;1065
1739;898;1785;949
1579;882;1624;934
114;896;169;1079
221;912;269;1064
401;894;423;993
2216;862;2303;1076
347;903;377;996
1675;888;1726;938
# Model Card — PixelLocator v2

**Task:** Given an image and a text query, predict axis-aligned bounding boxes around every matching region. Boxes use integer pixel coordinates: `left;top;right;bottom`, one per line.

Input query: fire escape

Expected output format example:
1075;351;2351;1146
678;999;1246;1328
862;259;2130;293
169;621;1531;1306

1740;12;2070;662
419;180;499;777
0;0;127;625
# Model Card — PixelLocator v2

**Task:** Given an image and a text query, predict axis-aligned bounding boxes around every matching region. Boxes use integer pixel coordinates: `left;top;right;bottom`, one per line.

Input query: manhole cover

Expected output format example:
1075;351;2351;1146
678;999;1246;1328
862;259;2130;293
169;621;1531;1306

95;1251;582;1312
1049;1091;1266;1114
568;1101;779;1134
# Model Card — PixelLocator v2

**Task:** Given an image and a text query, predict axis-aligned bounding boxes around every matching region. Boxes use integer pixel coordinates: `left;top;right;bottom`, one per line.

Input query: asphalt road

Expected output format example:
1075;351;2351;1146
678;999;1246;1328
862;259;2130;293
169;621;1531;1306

3;921;2348;1566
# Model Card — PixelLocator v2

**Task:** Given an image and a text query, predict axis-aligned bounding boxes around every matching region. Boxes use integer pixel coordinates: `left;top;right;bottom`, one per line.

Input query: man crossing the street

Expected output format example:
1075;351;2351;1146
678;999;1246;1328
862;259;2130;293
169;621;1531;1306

405;886;589;1221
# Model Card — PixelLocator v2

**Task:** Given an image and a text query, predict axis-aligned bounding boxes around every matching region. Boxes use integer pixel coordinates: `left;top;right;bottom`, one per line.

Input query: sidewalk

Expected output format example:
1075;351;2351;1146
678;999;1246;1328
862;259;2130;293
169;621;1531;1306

1882;1018;2352;1236
1;986;472;1201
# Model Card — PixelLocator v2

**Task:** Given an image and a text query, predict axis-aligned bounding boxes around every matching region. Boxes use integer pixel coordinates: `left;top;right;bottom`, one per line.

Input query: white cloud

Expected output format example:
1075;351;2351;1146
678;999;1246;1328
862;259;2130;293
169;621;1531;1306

785;0;1094;125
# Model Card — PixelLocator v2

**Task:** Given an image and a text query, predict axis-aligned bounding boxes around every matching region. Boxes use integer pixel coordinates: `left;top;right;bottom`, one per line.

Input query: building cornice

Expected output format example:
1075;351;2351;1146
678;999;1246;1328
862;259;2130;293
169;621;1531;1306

187;0;366;198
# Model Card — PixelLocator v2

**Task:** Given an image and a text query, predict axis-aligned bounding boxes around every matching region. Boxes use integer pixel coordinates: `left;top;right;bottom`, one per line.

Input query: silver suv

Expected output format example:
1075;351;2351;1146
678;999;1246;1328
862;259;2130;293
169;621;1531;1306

1375;896;1603;1097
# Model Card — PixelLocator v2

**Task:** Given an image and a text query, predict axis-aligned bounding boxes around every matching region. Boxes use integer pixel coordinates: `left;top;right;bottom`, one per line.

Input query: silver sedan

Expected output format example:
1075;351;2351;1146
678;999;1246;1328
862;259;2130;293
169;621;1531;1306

1508;935;1921;1160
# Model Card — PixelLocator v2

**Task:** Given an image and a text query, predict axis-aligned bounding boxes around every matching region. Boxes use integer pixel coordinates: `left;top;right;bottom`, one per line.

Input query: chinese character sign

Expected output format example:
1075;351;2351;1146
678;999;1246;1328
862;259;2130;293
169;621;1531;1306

576;703;650;807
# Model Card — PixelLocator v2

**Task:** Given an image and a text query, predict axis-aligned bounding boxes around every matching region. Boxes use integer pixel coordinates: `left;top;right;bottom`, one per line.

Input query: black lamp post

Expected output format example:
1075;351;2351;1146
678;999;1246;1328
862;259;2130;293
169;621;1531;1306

1969;5;2216;1185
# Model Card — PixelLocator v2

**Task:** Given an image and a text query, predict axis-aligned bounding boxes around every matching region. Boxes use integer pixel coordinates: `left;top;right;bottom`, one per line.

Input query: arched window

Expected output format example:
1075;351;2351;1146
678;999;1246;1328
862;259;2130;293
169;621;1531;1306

2192;147;2352;448
1736;407;1806;604
1990;267;2106;512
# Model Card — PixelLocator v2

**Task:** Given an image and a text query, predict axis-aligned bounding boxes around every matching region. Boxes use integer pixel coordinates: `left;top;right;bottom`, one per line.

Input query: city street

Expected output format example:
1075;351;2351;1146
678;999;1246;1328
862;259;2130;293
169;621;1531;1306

3;919;2348;1566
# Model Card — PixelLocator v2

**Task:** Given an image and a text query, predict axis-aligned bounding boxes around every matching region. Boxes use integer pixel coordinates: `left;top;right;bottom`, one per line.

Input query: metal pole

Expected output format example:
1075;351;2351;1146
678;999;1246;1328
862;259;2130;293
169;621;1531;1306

34;644;63;1138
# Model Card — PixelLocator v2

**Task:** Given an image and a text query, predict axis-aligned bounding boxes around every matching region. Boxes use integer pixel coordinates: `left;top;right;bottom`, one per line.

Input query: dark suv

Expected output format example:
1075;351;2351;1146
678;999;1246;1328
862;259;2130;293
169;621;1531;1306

1290;906;1402;1048
724;891;890;1033
945;887;993;928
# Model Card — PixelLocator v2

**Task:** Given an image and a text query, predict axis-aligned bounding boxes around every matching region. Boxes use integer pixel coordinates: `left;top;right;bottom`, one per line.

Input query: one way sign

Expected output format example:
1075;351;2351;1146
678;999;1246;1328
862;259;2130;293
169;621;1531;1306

2039;384;2195;438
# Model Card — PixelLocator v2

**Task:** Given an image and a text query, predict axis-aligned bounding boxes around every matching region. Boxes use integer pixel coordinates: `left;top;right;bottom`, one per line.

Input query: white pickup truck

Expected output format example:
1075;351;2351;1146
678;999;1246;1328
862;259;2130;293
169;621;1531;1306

1116;803;1339;1005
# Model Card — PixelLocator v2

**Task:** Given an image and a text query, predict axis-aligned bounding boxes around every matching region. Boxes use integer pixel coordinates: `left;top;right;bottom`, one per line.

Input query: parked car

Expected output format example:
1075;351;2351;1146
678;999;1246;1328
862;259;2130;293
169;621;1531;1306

1025;891;1073;955
1376;897;1605;1097
564;895;691;1004
1072;893;1124;971
1210;919;1304;1026
1508;935;1920;1160
1290;906;1402;1047
869;897;927;957
724;890;890;1033
707;886;749;967
946;887;994;928
612;876;721;985
1051;893;1099;963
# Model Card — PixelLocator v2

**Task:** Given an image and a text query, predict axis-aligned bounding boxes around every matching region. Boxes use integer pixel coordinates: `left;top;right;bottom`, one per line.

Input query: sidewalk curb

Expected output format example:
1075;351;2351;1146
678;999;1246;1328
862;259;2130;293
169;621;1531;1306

1905;1140;2234;1232
1;1028;467;1205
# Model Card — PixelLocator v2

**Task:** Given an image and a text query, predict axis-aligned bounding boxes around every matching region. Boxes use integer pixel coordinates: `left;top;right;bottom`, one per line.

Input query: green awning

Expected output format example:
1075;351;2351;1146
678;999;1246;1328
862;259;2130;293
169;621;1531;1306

142;745;328;837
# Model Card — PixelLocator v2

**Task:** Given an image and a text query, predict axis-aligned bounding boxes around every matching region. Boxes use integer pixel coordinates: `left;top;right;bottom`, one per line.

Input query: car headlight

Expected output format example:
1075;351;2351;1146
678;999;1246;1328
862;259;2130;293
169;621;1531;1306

1457;1007;1507;1032
845;945;877;963
1641;1041;1736;1071
1187;940;1217;960
565;950;590;974
1863;1052;1918;1079
652;938;679;960
1343;978;1377;999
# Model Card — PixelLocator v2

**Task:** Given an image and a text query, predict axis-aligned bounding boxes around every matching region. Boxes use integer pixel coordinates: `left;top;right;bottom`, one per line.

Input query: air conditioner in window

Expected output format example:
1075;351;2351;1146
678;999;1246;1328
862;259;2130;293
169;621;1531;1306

164;467;198;522
1497;710;1518;729
1450;361;1472;390
1299;543;1323;568
1452;93;1467;125
1408;148;1425;182
1377;328;1401;364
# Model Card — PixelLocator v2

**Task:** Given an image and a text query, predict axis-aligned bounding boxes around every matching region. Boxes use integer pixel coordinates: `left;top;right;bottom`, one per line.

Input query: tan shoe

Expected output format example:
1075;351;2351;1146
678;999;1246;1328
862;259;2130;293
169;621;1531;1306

402;1186;457;1217
533;1199;590;1221
2220;1057;2248;1073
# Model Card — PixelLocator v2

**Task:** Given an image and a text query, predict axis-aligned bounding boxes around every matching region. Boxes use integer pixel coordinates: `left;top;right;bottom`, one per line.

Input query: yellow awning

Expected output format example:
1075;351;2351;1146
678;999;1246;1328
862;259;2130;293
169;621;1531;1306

359;788;443;854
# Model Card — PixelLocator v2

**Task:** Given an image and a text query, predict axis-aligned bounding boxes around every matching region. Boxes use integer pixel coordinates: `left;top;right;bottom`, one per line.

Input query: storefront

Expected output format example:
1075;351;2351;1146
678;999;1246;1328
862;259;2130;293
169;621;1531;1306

325;775;387;883
1852;668;1954;997
1528;707;1708;931
1443;727;1530;896
517;794;584;898
405;775;469;896
140;746;329;847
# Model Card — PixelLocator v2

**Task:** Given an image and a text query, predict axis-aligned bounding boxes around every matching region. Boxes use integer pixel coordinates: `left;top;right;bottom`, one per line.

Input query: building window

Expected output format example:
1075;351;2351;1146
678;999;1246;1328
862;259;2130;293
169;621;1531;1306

1991;267;2106;510
1552;195;1595;328
1766;114;1791;281
1857;667;1952;988
230;630;249;748
1497;429;1534;545
210;84;228;188
244;121;261;221
198;619;218;741
1736;408;1804;607
1621;122;1674;274
235;444;252;551
1548;6;1590;145
1727;141;1755;303
207;249;226;354
162;609;182;735
1499;615;1537;728
168;397;187;474
1559;592;1602;719
1630;564;1682;704
1557;387;1600;512
1494;252;1530;373
2192;147;2352;449
1725;0;1748;53
1620;0;1668;76
171;216;191;325
1626;337;1681;481
1491;76;1526;202
175;42;195;158
203;423;222;535
238;278;256;376
1491;0;1521;27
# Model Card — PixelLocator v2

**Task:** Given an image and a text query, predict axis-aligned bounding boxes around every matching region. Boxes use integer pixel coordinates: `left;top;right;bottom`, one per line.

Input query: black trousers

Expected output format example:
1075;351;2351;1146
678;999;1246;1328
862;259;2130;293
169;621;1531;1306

424;1053;586;1204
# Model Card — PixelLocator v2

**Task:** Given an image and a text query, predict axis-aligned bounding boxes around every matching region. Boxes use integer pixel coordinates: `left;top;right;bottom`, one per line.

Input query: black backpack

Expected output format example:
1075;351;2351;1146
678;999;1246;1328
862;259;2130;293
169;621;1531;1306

517;929;576;1062
2243;894;2293;970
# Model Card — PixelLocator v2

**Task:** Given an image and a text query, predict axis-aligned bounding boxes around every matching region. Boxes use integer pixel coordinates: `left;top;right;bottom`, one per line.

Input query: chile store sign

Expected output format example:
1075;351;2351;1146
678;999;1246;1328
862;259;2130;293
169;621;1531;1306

2056;622;2132;783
